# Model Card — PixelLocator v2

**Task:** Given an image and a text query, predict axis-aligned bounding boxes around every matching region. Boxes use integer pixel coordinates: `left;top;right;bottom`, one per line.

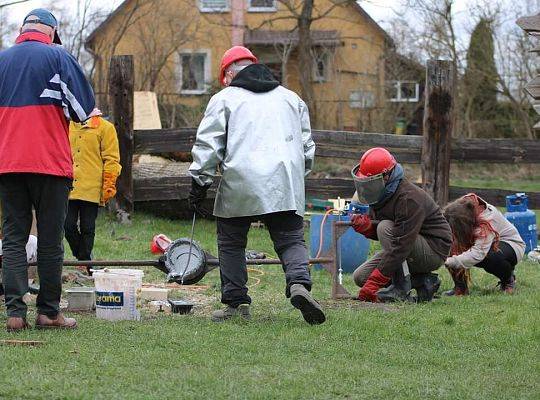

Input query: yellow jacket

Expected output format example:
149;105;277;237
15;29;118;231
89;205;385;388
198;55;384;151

69;117;121;205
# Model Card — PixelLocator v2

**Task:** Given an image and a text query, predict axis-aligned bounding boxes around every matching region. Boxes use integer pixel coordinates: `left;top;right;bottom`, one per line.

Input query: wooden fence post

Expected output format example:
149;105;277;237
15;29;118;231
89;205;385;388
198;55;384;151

109;55;134;217
421;60;455;206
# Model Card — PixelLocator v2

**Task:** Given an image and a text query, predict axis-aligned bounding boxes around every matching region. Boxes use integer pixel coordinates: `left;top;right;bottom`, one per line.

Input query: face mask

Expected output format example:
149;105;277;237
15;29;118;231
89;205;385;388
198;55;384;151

351;164;386;205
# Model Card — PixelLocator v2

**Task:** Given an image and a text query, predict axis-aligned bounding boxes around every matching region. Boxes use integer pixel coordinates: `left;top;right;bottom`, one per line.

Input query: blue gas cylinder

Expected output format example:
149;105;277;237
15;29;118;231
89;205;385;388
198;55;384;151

505;193;537;253
309;209;370;273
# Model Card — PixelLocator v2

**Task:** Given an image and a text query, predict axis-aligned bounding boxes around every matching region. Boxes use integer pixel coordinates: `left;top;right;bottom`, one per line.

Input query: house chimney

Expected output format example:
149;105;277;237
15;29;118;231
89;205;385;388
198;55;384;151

231;0;245;46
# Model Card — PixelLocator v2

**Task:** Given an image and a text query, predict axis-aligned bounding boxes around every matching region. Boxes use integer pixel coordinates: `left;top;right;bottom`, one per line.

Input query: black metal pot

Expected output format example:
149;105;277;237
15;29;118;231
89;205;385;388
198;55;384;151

164;238;209;285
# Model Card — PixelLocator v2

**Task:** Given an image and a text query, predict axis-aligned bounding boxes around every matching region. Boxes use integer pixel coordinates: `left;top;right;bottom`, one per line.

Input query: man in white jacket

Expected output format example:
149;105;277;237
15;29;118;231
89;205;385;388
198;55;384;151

188;46;325;325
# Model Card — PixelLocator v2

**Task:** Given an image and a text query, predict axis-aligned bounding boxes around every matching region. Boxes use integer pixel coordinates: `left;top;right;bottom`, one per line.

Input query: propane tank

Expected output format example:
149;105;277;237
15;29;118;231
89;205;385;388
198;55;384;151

505;193;537;253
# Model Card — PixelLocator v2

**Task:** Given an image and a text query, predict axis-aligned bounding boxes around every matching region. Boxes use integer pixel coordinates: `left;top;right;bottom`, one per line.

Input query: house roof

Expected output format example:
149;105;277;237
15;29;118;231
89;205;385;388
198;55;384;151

86;0;130;46
351;2;392;44
85;0;392;48
516;13;540;33
245;30;341;46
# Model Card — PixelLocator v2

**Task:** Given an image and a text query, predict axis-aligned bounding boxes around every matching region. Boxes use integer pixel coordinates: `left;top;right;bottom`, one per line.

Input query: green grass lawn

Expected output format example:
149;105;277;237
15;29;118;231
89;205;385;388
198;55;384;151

1;212;539;400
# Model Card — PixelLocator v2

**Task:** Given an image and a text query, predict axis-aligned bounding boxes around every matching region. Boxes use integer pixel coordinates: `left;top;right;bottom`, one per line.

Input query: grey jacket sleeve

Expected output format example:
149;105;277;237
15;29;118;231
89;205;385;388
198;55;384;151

300;100;315;176
445;231;496;269
189;94;227;186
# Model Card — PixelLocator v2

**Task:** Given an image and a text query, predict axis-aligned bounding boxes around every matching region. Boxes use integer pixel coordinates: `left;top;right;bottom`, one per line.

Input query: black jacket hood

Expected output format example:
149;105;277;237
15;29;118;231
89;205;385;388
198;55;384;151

229;64;280;93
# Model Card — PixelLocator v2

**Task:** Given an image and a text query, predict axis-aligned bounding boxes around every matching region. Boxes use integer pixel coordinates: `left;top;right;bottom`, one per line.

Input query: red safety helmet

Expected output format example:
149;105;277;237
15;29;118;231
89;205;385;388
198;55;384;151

355;147;397;178
219;46;258;86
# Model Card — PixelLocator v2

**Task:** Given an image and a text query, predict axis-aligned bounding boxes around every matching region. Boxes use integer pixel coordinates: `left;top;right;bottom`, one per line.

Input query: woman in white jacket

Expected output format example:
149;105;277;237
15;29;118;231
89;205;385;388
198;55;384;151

443;194;525;295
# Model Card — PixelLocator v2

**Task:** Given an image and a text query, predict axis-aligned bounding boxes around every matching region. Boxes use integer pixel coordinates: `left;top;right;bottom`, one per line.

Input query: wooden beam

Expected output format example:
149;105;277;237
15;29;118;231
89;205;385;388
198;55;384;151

134;128;196;154
109;55;135;214
451;138;540;163
421;60;454;206
311;130;422;148
133;174;540;210
313;146;421;163
133;128;540;163
448;186;540;208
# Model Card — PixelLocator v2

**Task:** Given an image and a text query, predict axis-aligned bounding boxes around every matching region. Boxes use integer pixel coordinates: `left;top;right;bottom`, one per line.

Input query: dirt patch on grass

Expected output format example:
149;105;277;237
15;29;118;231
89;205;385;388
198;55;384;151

320;299;401;312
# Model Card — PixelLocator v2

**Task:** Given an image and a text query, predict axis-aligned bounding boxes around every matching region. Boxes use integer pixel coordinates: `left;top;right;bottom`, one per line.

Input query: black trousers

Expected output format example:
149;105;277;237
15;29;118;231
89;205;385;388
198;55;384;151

217;211;312;307
475;241;518;282
65;200;99;261
0;173;70;318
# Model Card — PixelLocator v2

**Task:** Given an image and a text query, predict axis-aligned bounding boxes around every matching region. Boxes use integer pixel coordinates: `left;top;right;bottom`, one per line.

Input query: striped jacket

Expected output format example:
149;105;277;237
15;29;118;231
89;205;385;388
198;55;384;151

0;30;95;178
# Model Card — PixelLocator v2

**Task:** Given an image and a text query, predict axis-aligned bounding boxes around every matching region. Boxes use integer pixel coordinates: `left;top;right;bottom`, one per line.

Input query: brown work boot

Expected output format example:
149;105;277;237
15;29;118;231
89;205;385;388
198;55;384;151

6;317;31;332
35;313;77;330
498;274;516;294
290;284;326;325
211;304;251;322
443;287;469;296
444;267;470;296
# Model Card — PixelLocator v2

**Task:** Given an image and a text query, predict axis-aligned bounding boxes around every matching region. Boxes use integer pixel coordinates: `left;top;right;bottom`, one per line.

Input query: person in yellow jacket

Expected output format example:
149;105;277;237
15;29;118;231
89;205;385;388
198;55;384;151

65;115;121;275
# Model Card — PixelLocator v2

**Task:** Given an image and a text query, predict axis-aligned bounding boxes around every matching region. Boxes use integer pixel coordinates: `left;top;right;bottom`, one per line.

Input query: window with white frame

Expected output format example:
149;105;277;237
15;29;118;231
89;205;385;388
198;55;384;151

349;90;375;109
313;49;331;82
248;0;277;12
387;81;420;102
199;0;229;12
178;51;210;94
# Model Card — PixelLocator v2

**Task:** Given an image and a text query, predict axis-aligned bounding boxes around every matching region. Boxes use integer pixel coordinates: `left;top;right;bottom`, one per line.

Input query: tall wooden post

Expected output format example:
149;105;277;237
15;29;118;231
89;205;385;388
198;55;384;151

109;55;134;216
421;60;455;206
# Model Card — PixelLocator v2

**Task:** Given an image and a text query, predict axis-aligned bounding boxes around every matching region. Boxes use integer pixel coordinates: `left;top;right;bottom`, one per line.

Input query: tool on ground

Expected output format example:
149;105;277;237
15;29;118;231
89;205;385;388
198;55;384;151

168;299;194;314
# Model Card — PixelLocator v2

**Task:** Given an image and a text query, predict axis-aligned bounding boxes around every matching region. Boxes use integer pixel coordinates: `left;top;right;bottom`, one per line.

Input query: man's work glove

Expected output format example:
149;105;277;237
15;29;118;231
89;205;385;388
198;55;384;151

351;214;376;238
188;178;210;217
101;172;118;204
359;268;391;302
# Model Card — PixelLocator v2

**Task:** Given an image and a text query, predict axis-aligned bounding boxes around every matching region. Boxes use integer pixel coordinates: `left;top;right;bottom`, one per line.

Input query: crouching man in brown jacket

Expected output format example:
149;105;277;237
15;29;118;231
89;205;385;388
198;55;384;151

350;148;452;302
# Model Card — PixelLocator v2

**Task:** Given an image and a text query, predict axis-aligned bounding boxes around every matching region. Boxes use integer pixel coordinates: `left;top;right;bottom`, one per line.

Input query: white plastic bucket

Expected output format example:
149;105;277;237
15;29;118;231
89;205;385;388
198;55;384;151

93;269;144;321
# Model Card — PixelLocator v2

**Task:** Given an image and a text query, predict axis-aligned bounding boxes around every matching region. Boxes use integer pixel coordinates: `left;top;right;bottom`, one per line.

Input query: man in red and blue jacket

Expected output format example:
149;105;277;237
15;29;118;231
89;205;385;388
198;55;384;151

0;8;96;331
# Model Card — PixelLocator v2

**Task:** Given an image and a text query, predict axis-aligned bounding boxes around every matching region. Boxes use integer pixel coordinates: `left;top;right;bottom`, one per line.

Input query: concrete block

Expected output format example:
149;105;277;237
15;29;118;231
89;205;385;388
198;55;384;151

140;287;169;302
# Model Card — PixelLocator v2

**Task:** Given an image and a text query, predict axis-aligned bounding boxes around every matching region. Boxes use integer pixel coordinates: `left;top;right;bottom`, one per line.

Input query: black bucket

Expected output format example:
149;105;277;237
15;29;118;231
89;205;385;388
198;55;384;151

164;238;208;285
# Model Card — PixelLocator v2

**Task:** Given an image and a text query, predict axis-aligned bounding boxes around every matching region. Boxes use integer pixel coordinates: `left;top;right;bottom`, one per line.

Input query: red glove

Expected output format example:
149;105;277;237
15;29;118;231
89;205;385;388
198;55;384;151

359;268;391;302
351;214;376;238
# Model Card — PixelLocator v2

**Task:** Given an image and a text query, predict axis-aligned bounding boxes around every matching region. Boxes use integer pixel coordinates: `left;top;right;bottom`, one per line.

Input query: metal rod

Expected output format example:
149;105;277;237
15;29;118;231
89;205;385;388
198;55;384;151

29;260;161;267
205;257;334;266
30;257;334;268
335;221;352;227
180;212;197;284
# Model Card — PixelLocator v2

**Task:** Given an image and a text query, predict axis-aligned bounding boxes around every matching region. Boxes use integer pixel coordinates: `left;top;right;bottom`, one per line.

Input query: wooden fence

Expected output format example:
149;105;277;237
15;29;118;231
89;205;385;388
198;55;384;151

108;55;540;216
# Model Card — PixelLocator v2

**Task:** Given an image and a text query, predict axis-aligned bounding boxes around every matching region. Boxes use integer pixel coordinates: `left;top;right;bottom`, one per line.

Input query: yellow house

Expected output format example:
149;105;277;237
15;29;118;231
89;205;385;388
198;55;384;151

86;0;390;130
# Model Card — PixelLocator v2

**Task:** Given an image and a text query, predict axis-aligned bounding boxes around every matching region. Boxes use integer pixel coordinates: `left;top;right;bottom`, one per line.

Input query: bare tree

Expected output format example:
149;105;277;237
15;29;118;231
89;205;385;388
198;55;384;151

232;0;360;125
0;0;31;49
404;0;464;136
0;0;30;9
132;0;200;92
43;1;108;79
0;7;13;50
87;0;156;109
491;0;538;138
